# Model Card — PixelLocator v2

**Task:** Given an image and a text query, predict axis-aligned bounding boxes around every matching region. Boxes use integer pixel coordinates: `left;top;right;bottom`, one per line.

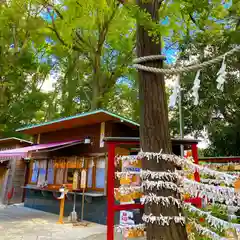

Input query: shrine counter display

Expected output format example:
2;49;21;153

26;156;106;192
23;154;110;224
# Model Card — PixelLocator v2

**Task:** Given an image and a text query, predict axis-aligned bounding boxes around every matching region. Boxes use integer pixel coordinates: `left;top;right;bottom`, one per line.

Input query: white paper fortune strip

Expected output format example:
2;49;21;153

115;155;141;164
141;170;179;181
142;213;185;226
185;203;240;231
115;171;141;179
140;193;182;207
183;178;240;205
200;178;232;186
115;224;145;233
142;180;179;192
193;222;227;240
114;186;143;196
117;152;236;183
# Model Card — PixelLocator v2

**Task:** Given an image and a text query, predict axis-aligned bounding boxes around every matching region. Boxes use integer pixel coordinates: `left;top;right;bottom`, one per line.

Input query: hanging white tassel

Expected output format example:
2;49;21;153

192;70;201;105
216;55;226;92
169;75;180;109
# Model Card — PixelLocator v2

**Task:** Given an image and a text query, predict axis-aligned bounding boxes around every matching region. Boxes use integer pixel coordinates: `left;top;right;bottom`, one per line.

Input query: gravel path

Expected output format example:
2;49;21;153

0;204;145;240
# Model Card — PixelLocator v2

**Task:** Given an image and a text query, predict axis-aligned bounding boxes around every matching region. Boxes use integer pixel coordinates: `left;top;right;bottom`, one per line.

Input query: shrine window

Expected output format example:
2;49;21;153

28;156;106;192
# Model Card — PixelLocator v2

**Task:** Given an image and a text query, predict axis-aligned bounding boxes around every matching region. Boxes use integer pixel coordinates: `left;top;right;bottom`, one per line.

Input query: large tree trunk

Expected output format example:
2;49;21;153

91;52;102;110
91;82;101;110
137;0;188;239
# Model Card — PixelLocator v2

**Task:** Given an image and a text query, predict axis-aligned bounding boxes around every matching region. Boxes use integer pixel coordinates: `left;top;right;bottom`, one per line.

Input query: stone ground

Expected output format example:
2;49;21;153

0;204;145;240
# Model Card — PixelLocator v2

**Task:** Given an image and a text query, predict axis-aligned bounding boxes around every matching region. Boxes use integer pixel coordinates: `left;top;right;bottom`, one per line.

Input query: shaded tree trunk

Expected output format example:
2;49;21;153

137;0;188;239
91;52;102;110
91;81;101;110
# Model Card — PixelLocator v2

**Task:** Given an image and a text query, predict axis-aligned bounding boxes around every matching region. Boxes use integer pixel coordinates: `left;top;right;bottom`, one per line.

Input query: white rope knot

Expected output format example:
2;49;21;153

133;55;166;64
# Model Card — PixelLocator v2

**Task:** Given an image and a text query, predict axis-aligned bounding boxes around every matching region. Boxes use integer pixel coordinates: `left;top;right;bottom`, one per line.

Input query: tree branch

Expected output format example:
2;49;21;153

96;3;119;55
101;42;136;95
46;8;82;52
74;30;93;50
41;0;63;19
43;1;93;53
189;14;204;31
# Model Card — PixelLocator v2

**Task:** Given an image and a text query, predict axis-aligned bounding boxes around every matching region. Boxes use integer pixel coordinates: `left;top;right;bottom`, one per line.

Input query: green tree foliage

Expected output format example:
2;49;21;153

1;0;239;146
0;0;53;137
169;1;240;156
103;69;139;121
39;0;235;118
39;0;136;112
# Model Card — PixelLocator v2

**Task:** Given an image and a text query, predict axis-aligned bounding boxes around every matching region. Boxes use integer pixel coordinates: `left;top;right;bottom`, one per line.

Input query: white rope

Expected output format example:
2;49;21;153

133;46;240;74
133;55;166;63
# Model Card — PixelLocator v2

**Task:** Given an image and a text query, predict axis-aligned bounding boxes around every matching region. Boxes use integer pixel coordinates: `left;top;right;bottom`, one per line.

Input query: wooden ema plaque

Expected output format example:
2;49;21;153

81;169;87;189
72;170;79;190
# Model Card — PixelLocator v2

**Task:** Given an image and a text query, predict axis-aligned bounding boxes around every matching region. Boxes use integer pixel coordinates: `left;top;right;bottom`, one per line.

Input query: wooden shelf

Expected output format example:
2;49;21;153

21;185;105;197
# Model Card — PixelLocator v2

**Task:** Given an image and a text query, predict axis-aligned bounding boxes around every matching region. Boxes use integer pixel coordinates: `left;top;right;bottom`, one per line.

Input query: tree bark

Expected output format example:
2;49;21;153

91;80;101;110
137;0;188;239
91;51;102;110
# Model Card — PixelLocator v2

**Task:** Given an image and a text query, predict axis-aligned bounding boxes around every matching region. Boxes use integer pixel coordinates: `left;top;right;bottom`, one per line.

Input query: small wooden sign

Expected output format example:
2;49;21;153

72;171;79;190
235;165;240;171
81;169;87;189
100;122;105;148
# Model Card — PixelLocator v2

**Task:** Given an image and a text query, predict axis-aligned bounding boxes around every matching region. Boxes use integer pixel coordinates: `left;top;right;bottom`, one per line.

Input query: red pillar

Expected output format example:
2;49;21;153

192;143;200;182
191;143;202;208
107;143;116;240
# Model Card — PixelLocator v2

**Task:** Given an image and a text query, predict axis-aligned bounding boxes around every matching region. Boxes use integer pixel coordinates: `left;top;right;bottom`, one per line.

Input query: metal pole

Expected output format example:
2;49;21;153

73;192;76;212
178;80;184;157
81;189;85;221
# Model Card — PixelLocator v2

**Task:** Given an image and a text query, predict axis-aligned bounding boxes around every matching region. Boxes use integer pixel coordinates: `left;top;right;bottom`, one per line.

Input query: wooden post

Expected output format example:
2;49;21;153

57;194;65;224
22;161;29;202
37;134;41;144
107;143;116;240
80;169;87;221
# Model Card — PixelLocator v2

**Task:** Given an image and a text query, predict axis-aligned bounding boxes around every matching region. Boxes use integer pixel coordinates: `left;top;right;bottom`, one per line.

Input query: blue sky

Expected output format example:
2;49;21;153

159;0;232;64
163;47;178;64
161;17;178;64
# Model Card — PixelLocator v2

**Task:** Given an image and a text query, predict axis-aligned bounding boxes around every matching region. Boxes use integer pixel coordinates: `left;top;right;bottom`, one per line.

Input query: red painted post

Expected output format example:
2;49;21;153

114;203;144;212
191;143;202;208
192;144;200;182
107;143;116;240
